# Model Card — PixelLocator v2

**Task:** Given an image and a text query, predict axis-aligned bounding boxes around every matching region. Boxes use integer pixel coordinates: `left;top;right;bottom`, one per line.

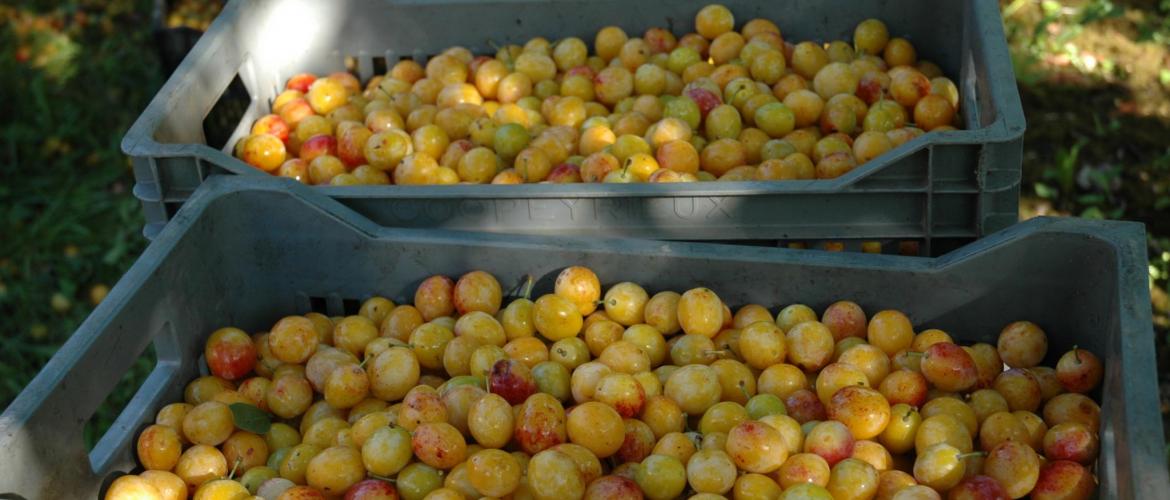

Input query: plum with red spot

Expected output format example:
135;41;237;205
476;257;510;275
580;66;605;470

1055;348;1103;394
948;475;1011;500
252;114;291;143
337;126;372;167
547;163;583;183
920;342;979;393
855;73;888;105
205;327;257;381
726;420;789;473
615;419;655;464
803;420;854;466
584;475;643;500
299;134;338;162
278;98;314;128
785;388;827;424
490;358;538;405
644;27;678;54
1042;422;1099;465
593;67;634;105
684;87;722;119
1030;461;1095;500
415;275;455;321
450;138;475;154
344;478;399;500
286;73;318;93
441;139;476;167
514;393;567;454
279;486;328;500
878;369;928;408
595;373;646;418
891;71;931;108
821;300;866;341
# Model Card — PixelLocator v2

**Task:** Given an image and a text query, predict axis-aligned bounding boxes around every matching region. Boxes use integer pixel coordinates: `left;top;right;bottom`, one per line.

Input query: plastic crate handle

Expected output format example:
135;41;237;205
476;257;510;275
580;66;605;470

0;259;182;497
122;0;266;173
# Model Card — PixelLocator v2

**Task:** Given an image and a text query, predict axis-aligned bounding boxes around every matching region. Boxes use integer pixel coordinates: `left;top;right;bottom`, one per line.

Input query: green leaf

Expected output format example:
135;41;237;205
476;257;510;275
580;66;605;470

230;403;272;434
1077;193;1105;205
1156;196;1170;211
1080;206;1106;220
1034;182;1056;199
1079;0;1124;24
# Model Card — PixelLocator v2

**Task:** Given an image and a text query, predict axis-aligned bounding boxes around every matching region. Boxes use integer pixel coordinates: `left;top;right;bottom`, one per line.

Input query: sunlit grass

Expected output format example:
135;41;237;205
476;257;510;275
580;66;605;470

1003;0;1170;118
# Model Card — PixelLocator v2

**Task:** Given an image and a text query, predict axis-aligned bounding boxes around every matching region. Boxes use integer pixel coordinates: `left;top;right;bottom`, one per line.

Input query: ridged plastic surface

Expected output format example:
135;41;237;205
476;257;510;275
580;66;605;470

122;0;1025;254
1;176;1163;498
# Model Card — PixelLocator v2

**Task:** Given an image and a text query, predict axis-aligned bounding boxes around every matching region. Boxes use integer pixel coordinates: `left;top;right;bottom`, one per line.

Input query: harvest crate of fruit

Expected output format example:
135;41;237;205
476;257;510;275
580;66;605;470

123;0;1024;255
1;176;1164;499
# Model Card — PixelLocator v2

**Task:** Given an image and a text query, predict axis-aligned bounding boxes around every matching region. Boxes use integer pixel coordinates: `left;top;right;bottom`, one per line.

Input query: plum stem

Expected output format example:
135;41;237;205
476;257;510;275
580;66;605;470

1072;345;1081;364
521;274;535;301
621;158;632;177
227;456;243;480
738;380;751;400
486;40;512;66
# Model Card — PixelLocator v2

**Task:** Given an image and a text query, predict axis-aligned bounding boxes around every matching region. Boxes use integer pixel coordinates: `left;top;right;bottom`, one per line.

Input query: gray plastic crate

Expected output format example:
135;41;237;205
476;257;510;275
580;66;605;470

123;0;1025;254
1;176;1164;498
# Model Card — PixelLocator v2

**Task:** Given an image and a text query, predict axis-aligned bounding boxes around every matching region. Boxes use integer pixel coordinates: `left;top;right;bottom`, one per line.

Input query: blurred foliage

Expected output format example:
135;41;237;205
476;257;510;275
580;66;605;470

0;0;158;447
1004;0;1170;115
164;0;223;30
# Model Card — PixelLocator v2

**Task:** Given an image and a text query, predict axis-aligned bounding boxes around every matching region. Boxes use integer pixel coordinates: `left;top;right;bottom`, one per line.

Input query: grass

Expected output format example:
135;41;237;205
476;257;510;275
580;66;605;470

0;0;157;446
0;0;1168;458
